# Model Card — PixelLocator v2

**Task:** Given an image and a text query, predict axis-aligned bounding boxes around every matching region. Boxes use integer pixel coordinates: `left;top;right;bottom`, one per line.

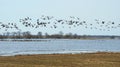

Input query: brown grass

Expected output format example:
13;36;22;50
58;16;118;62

0;52;120;67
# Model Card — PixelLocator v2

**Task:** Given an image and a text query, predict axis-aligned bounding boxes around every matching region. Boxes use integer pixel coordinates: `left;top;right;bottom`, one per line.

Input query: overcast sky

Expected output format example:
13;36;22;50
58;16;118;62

0;0;120;35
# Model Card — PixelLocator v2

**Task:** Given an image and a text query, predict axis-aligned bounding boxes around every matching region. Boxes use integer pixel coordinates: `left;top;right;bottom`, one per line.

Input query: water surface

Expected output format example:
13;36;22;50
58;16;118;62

0;39;120;56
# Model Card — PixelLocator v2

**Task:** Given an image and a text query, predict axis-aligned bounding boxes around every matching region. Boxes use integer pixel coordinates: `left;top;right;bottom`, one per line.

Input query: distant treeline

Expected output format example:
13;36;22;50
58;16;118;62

0;31;119;39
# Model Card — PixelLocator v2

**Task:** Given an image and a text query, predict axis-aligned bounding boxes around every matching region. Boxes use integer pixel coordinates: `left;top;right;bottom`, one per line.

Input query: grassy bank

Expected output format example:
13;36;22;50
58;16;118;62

0;52;120;67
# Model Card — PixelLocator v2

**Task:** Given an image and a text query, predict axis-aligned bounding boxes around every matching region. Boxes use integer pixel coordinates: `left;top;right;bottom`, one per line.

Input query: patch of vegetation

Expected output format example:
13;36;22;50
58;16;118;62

0;52;120;67
0;31;119;39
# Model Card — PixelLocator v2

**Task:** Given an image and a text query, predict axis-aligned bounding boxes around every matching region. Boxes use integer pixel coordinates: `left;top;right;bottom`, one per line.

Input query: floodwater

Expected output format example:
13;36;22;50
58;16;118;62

0;39;120;56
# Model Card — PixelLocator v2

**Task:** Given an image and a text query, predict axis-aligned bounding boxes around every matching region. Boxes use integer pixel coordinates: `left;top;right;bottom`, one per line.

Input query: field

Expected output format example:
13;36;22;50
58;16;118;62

0;52;120;67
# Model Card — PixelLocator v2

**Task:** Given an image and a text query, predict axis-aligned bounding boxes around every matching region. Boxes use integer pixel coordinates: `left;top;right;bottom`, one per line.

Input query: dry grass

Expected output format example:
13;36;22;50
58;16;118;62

0;52;120;67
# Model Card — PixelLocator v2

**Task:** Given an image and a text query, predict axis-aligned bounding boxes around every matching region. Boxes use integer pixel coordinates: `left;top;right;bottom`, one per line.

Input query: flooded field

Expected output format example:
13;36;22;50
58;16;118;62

0;39;120;56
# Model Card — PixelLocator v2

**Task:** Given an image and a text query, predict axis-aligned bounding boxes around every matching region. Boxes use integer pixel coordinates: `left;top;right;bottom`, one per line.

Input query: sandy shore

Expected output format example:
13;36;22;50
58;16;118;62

0;52;120;67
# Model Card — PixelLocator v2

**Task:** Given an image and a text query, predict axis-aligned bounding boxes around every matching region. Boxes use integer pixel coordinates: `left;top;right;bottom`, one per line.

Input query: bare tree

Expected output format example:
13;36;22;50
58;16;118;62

22;31;32;39
37;32;42;38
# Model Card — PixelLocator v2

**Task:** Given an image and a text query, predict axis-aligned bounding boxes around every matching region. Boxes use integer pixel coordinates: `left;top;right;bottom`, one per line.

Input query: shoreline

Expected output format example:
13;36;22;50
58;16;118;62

1;51;120;56
0;38;119;42
1;50;120;57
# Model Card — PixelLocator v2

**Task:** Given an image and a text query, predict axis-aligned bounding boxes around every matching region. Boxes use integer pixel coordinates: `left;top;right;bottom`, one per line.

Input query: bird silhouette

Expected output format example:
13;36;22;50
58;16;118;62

0;15;120;33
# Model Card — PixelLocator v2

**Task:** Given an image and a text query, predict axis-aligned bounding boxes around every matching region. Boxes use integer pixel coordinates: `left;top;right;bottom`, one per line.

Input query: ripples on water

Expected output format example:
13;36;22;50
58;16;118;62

0;39;120;56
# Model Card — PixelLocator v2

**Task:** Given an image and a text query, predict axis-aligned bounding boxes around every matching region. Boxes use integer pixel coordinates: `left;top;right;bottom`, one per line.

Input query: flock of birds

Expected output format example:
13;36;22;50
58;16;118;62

0;15;120;32
0;22;20;31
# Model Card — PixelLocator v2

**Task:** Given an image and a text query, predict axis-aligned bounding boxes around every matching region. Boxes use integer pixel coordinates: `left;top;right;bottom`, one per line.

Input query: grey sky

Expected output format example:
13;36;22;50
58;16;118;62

0;0;120;35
